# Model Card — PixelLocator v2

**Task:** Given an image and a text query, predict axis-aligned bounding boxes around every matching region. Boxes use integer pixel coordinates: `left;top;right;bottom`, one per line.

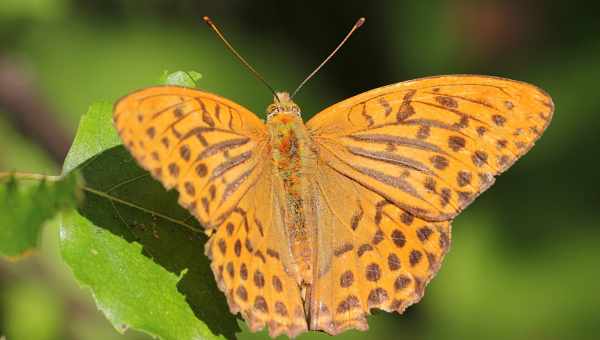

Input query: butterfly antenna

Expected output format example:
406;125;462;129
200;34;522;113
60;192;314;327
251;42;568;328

203;16;280;102
291;17;365;99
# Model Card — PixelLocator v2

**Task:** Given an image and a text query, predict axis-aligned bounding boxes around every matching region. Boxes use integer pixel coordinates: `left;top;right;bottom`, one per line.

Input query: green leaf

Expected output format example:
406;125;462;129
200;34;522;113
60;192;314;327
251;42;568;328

62;102;121;174
159;70;202;88
0;172;80;258
61;210;224;340
73;146;237;338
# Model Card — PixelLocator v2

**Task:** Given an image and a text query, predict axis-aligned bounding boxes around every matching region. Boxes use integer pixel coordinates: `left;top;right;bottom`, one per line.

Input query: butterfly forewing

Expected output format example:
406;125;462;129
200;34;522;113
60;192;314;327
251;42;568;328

307;75;554;222
114;86;268;227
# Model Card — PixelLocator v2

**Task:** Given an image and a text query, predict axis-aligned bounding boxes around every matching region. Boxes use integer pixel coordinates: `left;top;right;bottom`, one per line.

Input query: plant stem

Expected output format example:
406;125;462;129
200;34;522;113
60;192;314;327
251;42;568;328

0;171;61;182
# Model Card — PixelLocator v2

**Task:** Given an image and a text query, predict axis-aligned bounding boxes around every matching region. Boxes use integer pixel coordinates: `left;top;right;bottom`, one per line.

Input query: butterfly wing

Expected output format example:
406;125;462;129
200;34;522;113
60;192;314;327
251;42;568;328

307;75;553;222
205;162;308;338
309;162;451;334
114;86;307;337
114;86;267;228
306;75;553;333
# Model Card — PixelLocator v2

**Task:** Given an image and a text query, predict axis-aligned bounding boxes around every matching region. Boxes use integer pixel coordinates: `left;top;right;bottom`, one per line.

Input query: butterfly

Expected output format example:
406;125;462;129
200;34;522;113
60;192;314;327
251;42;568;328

112;17;553;338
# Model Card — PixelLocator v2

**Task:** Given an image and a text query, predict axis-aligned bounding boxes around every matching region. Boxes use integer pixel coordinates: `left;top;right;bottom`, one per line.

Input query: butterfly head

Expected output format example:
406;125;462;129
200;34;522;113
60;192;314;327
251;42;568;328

267;92;301;118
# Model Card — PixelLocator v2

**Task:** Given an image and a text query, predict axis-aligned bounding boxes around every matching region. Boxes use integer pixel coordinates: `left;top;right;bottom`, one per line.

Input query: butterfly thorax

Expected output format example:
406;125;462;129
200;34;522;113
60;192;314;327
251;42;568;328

267;93;317;286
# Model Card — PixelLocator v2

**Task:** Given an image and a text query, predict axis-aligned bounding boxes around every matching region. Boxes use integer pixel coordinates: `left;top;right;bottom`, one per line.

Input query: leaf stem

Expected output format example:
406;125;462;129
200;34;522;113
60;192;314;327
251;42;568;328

0;171;62;182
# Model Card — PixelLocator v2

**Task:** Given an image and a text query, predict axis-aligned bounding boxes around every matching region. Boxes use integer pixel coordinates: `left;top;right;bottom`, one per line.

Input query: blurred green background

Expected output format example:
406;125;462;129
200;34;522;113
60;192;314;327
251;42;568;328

1;1;599;339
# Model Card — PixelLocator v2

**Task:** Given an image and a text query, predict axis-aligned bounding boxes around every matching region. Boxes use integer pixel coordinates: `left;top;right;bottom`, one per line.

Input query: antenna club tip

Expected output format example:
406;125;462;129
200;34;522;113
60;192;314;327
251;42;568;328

356;17;366;28
202;16;213;25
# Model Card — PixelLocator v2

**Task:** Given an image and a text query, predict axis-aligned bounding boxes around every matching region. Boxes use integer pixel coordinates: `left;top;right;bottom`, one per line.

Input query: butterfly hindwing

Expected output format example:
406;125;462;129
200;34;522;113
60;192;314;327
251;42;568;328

307;75;554;222
308;160;451;334
206;166;308;338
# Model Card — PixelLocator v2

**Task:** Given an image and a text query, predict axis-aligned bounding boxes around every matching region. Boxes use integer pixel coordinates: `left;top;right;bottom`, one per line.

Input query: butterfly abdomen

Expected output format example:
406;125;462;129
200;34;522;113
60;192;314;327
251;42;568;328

268;113;317;285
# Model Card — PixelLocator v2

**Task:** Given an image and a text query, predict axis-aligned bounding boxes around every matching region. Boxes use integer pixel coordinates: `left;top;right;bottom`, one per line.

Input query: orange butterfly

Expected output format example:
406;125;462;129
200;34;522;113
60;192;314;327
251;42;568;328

113;17;553;338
